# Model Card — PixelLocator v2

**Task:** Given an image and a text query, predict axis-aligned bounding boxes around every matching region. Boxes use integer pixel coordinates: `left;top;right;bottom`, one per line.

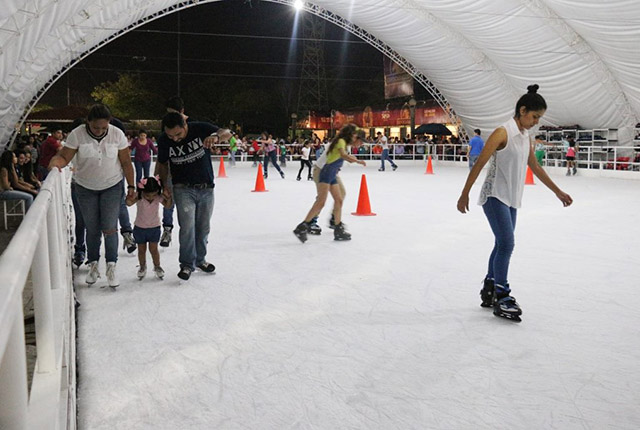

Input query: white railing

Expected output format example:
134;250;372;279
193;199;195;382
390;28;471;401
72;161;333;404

208;143;640;172
0;168;76;430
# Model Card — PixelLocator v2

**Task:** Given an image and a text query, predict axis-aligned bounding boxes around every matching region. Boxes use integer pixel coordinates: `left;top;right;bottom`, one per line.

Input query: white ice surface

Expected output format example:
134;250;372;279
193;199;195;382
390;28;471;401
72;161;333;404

76;162;640;430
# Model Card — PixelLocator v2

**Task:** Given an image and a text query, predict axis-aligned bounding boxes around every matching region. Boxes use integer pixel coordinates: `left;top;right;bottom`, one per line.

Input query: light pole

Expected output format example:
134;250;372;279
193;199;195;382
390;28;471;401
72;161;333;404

408;97;417;138
330;109;335;138
291;113;298;141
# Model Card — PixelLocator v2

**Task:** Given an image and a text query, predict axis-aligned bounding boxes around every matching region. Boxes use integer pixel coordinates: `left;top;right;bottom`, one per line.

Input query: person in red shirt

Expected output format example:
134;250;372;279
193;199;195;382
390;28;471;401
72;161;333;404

38;129;63;180
251;139;261;167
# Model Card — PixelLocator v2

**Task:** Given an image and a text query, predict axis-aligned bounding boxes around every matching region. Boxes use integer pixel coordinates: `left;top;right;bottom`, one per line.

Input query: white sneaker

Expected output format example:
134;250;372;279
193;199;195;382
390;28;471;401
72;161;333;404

86;261;100;285
137;264;147;280
106;262;119;288
154;265;165;279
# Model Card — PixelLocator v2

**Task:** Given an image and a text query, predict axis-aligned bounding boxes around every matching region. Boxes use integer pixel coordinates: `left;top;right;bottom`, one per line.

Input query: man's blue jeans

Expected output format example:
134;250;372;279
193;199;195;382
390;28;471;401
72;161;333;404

482;197;517;286
380;148;397;170
75;180;123;263
173;185;214;270
468;155;480;170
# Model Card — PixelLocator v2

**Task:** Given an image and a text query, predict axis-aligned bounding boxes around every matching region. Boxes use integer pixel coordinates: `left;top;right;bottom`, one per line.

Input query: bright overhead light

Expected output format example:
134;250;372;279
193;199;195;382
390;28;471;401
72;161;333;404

293;0;304;11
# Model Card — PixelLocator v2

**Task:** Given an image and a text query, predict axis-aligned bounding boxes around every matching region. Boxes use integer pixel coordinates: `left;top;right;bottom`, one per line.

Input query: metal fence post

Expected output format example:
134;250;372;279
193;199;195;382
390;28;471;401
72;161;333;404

0;311;29;430
32;221;56;373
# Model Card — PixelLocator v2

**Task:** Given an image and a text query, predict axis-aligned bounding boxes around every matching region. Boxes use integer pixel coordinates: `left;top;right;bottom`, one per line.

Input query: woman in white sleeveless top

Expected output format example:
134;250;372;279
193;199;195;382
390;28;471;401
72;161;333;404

456;85;573;322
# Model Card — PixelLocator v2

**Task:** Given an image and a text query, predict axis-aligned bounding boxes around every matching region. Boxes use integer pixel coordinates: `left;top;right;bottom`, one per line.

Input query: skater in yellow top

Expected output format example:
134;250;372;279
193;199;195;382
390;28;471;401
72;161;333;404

293;124;366;242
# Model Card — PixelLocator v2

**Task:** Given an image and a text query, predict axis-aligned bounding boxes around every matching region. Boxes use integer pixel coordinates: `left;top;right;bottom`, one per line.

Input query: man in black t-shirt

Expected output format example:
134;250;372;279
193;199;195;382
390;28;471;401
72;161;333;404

156;112;231;280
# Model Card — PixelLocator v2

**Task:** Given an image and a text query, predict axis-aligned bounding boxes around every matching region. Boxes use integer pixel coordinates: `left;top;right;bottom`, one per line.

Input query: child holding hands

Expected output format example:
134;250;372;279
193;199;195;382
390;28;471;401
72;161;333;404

126;176;173;279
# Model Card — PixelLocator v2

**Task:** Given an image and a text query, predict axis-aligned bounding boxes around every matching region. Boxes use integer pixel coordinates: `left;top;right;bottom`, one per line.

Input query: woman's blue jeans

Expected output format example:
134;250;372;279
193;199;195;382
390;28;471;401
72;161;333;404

70;182;85;254
482;197;517;286
263;151;283;175
75;180;123;263
134;160;151;185
0;190;34;211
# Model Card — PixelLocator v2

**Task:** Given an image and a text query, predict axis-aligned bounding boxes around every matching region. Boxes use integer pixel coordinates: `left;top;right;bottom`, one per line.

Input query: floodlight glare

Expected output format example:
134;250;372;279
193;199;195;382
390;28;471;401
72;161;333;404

293;0;304;11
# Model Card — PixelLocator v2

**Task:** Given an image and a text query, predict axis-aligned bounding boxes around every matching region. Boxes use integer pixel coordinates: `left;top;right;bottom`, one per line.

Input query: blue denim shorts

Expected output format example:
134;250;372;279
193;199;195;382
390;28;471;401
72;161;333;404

318;159;344;185
133;226;161;244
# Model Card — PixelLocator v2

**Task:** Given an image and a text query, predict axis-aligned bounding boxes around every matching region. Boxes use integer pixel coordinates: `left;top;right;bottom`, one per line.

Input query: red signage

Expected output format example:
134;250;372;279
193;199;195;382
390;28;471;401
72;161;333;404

299;101;449;131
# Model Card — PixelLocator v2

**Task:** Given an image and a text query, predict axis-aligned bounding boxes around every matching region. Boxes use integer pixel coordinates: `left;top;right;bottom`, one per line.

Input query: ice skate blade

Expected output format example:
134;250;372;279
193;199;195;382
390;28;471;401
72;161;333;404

334;236;351;241
493;310;522;322
480;303;493;308
293;231;307;243
495;314;521;322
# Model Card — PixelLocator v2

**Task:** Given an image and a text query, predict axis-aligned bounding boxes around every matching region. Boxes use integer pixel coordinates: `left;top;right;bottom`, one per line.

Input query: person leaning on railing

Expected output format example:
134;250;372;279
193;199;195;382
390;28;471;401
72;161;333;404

48;104;135;289
0;149;35;210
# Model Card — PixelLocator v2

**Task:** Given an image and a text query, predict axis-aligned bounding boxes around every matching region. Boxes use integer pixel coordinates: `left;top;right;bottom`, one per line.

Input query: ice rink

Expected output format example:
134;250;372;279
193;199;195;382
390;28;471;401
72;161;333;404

75;161;640;429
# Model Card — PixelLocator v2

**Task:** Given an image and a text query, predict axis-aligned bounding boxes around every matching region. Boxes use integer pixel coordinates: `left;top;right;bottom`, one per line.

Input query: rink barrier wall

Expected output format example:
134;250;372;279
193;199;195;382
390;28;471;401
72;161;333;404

203;143;640;180
0;168;76;430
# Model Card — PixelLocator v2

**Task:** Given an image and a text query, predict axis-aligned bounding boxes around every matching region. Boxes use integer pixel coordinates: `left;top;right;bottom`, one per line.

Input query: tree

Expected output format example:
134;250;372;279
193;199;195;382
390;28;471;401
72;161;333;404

91;73;163;119
185;78;289;135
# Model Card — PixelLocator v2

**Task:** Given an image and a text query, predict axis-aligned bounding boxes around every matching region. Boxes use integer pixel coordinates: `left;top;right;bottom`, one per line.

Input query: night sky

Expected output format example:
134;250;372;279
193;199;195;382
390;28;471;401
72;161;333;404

41;1;390;112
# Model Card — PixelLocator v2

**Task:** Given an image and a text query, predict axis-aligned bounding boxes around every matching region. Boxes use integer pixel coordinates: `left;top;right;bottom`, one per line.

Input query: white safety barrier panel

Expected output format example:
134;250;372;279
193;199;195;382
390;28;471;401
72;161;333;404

0;168;76;430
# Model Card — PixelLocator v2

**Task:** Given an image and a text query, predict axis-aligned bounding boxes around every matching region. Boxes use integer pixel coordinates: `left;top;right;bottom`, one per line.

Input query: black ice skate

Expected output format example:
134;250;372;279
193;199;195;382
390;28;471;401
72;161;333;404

73;252;85;268
333;222;351;241
480;277;494;308
308;222;322;235
328;214;336;229
293;222;309;243
493;284;522;322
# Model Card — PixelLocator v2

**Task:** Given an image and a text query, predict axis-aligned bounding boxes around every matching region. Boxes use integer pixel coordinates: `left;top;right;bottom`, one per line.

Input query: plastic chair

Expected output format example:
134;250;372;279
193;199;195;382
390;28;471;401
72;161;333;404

2;199;26;230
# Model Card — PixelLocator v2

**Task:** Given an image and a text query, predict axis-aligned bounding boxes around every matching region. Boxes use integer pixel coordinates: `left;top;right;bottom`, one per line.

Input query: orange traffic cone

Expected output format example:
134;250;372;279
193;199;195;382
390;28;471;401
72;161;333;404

218;157;228;178
251;164;268;192
351;174;376;216
525;166;535;185
425;155;434;175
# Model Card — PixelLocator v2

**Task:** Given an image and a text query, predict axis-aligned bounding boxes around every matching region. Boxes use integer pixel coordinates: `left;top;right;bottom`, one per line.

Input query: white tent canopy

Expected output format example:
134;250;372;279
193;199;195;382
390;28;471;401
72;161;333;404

1;0;639;146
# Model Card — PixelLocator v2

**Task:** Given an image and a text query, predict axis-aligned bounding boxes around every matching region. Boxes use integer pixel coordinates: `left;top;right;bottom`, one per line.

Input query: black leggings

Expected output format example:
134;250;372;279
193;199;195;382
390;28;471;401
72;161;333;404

298;159;312;179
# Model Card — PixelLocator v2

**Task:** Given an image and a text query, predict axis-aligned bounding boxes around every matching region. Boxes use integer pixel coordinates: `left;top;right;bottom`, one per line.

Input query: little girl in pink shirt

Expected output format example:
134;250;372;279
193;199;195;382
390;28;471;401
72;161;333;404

126;176;172;280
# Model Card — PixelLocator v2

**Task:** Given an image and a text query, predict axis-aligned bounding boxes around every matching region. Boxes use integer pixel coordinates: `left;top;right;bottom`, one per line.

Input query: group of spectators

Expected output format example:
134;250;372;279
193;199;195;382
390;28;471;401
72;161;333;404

213;132;464;164
0;130;54;211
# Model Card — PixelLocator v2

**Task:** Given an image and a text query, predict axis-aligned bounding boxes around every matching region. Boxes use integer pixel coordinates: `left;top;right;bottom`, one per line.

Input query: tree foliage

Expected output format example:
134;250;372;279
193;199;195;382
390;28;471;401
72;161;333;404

185;78;288;135
91;73;163;119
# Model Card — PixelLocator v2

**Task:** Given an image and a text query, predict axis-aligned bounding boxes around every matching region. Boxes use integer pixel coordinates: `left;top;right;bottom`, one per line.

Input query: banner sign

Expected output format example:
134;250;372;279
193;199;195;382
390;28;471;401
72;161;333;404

383;57;414;100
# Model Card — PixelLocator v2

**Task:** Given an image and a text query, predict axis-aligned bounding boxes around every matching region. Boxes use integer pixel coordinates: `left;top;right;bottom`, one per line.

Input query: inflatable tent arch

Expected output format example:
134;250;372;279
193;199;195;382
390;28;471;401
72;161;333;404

1;0;639;148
